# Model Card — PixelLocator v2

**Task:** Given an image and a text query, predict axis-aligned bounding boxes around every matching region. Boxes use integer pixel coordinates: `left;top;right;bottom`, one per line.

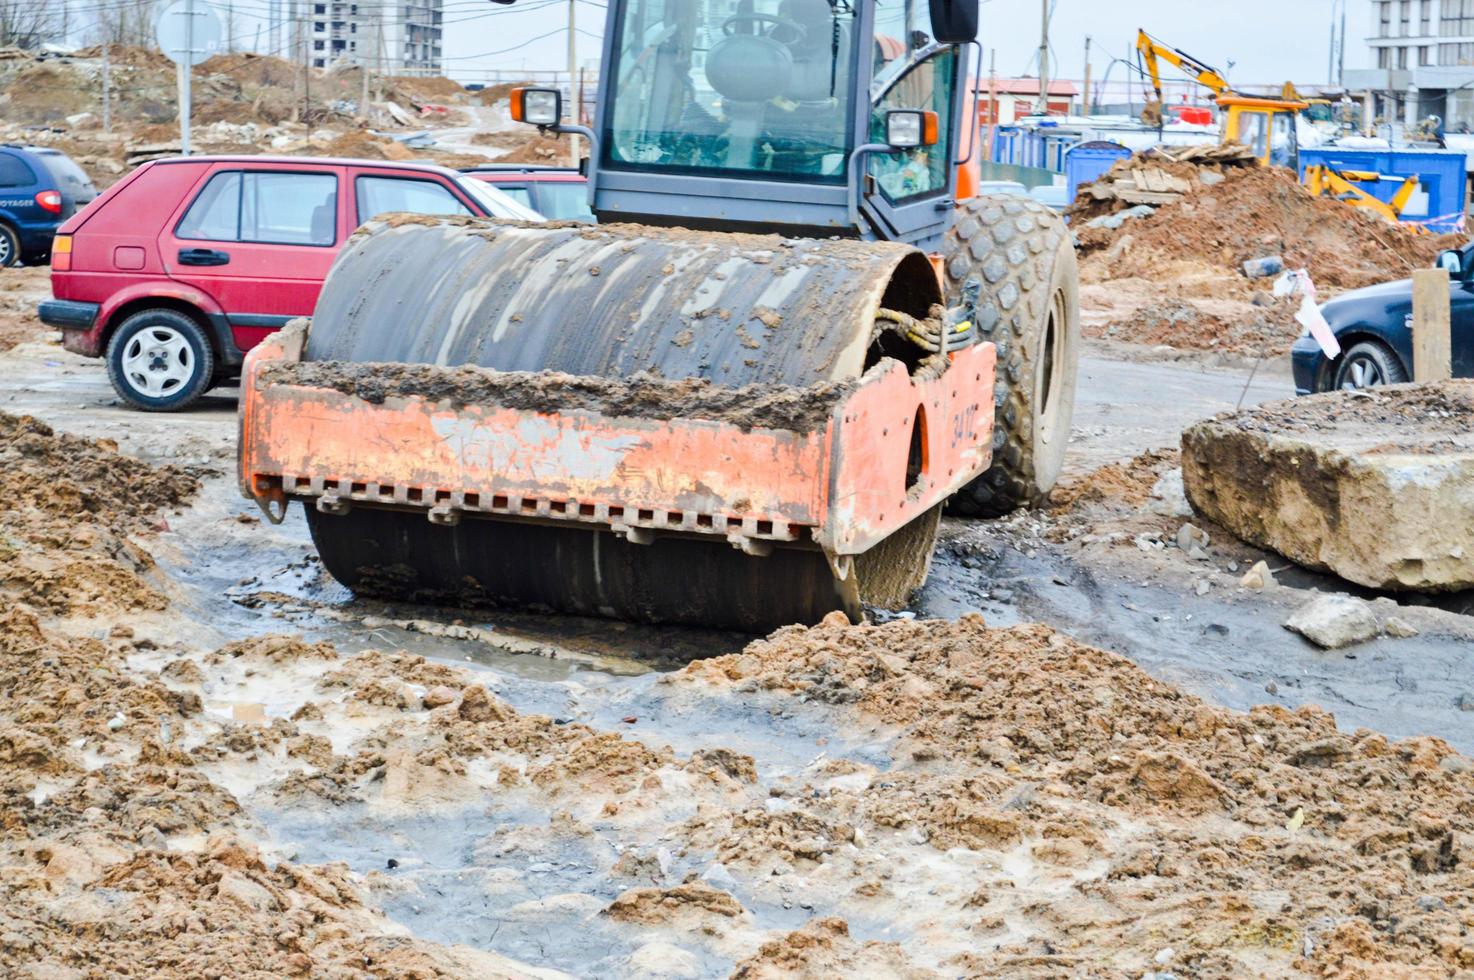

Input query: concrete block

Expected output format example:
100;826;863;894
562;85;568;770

1182;382;1474;591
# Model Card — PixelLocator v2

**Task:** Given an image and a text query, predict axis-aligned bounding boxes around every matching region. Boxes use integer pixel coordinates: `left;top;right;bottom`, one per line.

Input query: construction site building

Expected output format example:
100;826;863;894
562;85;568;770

1350;0;1474;131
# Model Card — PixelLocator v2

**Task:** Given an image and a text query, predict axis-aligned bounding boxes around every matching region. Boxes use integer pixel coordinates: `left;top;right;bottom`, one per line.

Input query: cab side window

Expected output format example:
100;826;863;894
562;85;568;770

177;170;339;246
868;48;958;203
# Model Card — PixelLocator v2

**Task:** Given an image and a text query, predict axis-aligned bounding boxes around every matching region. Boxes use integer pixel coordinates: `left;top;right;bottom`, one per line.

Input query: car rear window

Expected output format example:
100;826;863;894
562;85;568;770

534;182;594;222
355;175;471;222
0;153;35;188
31;151;96;198
178;170;338;246
495;184;533;208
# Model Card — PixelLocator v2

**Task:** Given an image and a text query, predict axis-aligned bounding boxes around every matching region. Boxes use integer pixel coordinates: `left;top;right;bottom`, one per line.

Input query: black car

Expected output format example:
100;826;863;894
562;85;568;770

1291;243;1474;393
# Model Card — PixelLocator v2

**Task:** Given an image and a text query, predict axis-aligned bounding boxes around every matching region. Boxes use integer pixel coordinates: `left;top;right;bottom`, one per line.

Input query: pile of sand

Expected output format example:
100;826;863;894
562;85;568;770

1068;150;1462;357
1072;155;1459;292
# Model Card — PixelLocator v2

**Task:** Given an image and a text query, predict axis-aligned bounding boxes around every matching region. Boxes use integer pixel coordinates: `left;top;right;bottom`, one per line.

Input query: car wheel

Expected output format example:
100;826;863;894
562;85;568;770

0;224;20;268
1330;340;1408;392
105;309;216;412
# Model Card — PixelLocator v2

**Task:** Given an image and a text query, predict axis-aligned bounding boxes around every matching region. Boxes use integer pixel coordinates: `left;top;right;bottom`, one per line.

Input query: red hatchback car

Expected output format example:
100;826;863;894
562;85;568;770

39;155;540;411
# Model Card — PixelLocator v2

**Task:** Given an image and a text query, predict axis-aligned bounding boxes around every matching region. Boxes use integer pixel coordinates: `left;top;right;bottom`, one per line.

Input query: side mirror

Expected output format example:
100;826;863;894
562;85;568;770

1438;250;1464;277
885;109;939;149
510;87;562;127
929;0;980;44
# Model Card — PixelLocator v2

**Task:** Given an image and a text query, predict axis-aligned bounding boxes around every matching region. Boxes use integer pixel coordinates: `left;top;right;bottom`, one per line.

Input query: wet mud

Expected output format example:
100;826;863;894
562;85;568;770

265;361;855;433
6;311;1474;977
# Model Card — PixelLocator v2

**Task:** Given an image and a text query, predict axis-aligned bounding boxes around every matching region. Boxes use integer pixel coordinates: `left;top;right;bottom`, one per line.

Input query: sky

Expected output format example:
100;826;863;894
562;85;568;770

71;0;1374;88
432;0;1376;87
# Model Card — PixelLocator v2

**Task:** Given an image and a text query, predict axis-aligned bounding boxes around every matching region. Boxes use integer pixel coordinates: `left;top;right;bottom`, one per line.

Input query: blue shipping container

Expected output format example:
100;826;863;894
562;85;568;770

1066;141;1133;203
1298;146;1468;233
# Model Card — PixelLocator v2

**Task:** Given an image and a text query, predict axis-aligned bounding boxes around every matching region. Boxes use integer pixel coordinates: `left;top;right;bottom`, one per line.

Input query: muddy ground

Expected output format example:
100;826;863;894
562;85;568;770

3;276;1474;977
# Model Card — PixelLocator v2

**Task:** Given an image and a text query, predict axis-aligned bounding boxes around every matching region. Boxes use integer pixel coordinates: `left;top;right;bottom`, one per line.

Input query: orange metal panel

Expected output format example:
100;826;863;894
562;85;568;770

244;387;831;526
239;327;998;557
822;344;995;554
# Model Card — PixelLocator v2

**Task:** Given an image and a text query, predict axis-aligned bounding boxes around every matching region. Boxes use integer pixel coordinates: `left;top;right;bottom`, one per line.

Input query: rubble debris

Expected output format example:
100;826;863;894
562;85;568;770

1076;144;1258;207
1184;381;1474;591
1284;594;1381;649
1241;255;1285;279
1071;146;1461;358
1240;560;1276;590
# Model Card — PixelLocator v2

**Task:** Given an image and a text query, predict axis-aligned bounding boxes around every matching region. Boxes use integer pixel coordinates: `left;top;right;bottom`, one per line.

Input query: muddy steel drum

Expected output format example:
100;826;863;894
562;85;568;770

299;217;946;632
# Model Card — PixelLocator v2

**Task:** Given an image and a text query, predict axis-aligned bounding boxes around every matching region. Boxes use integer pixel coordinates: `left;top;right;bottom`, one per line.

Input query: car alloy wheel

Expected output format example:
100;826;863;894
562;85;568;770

120;325;195;398
1340;356;1385;390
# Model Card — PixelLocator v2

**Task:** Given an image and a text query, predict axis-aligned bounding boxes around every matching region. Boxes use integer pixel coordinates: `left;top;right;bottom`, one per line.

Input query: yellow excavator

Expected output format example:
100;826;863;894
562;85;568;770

1303;165;1424;227
1135;28;1420;225
1135;28;1306;169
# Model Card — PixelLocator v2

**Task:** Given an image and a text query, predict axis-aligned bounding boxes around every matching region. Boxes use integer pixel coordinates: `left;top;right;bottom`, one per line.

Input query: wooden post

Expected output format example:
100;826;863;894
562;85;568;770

1412;267;1452;382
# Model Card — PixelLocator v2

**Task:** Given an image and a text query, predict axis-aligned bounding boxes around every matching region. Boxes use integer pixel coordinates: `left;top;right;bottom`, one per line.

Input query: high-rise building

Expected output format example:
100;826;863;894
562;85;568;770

1348;0;1474;129
301;0;442;75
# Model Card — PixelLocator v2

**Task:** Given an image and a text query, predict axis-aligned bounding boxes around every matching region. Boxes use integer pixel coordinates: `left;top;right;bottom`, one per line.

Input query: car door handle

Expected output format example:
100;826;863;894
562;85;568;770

178;247;230;267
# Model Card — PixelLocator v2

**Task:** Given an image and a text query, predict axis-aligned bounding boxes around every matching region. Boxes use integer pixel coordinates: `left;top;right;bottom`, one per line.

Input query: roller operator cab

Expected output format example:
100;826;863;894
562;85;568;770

240;0;1083;633
512;0;983;247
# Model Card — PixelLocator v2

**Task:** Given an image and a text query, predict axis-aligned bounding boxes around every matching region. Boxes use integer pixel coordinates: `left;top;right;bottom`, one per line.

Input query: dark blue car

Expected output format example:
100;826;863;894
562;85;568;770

0;145;97;267
1291;242;1474;393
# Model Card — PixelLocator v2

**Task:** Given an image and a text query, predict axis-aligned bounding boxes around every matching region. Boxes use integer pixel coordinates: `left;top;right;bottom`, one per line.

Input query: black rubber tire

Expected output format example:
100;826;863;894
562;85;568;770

105;309;215;412
942;195;1080;517
0;223;20;268
1329;339;1408;392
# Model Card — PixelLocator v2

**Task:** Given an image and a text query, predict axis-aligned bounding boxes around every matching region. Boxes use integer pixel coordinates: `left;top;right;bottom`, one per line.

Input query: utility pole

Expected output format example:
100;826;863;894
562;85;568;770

567;0;579;166
986;48;997;158
102;42;111;133
360;8;371;118
179;0;194;155
1038;0;1049;115
1332;0;1344;85
1338;0;1348;87
1082;35;1092;116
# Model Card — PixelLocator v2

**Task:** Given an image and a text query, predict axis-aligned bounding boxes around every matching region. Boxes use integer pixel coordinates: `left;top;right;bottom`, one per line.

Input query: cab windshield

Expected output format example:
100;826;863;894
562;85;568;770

604;0;860;183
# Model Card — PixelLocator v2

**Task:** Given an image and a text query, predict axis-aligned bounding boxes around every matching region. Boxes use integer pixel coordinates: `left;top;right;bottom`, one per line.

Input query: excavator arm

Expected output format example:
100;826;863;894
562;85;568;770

1304;165;1424;227
1135;28;1232;107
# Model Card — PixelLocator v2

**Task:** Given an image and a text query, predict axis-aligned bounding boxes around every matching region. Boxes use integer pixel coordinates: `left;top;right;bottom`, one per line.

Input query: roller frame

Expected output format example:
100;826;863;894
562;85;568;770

238;322;996;563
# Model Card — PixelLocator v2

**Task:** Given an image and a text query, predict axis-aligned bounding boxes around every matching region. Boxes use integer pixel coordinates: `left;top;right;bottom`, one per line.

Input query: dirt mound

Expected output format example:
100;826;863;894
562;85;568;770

1074;159;1459;292
496;133;574;165
682;617;1474;975
388;74;468;103
1050;448;1179;511
731;918;927;979
603;882;745;924
0;413;198;616
0;267;50;352
0;63;92;123
319;130;415;161
198;51;300;88
0;413;198;529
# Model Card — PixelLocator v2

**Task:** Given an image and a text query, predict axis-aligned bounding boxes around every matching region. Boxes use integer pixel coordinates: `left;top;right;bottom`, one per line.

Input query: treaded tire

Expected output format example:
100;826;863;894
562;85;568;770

1329;339;1408;392
0;223;19;268
943;195;1080;517
105;309;215;412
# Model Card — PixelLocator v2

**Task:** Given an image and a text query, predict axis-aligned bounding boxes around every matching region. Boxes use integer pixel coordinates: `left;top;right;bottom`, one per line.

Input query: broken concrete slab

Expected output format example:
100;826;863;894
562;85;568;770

1182;382;1474;591
1284;594;1380;649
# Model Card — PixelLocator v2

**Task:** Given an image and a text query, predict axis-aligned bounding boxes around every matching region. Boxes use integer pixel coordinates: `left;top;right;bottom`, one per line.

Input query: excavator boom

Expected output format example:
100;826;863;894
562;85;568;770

1135;28;1232;106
